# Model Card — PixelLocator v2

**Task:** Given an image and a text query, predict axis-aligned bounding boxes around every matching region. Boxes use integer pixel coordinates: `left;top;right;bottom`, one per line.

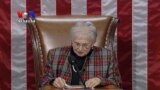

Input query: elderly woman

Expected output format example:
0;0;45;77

41;21;122;89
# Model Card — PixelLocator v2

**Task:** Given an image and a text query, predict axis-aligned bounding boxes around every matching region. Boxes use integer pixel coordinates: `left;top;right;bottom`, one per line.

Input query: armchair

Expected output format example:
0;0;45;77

28;15;118;90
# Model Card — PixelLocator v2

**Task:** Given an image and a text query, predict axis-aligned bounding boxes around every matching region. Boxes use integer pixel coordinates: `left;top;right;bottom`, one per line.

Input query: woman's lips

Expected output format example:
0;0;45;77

76;52;85;56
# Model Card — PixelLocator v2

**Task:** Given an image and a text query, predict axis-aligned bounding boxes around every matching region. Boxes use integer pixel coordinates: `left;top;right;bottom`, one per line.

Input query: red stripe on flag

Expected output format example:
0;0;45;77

26;0;41;90
56;0;71;15
0;1;11;90
148;0;160;89
117;0;132;90
87;0;101;15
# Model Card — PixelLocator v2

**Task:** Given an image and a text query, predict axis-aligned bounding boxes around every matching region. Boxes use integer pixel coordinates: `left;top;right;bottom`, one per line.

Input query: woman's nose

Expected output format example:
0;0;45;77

78;45;83;51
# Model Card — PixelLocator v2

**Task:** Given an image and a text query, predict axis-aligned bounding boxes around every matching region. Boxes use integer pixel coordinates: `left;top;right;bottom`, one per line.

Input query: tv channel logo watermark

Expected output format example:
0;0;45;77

17;10;36;23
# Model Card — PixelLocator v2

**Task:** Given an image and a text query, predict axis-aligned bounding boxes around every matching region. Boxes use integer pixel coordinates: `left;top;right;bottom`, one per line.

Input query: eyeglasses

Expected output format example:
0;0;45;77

72;42;92;50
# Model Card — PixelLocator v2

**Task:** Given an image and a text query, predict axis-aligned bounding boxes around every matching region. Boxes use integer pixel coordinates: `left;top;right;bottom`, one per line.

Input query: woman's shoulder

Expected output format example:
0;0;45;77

48;46;71;53
91;46;113;58
92;46;113;55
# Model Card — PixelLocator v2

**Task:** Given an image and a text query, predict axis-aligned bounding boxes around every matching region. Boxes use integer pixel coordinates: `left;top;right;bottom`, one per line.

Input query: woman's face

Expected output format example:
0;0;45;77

72;35;93;57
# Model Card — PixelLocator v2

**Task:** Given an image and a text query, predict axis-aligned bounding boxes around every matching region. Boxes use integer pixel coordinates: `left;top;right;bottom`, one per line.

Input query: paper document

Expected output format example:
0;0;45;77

64;84;91;89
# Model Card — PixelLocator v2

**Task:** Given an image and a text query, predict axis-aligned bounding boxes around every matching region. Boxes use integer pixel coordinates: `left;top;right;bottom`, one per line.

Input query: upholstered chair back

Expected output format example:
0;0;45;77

28;15;118;89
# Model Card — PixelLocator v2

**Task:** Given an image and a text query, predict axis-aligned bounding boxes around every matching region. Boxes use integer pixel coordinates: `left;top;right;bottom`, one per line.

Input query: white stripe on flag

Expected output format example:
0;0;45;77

101;0;117;16
132;0;148;90
71;0;87;15
11;0;27;90
41;0;56;15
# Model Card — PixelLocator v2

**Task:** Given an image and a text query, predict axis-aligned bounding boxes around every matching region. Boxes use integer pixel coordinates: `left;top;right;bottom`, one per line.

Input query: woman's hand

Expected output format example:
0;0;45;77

52;77;66;88
85;77;101;88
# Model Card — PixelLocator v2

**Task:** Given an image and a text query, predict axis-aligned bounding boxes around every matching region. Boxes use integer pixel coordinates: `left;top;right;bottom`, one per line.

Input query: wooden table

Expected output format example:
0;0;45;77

42;85;123;90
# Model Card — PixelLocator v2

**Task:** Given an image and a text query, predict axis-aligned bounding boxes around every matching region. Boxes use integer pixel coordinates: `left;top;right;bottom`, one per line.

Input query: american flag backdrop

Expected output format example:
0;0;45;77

0;0;160;90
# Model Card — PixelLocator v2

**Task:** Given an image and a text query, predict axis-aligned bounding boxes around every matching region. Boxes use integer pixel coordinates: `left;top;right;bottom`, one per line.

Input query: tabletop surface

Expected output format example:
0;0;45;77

42;85;123;90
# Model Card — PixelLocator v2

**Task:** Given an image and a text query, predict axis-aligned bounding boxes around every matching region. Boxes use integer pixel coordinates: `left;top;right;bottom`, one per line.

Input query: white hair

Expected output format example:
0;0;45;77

70;21;97;43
